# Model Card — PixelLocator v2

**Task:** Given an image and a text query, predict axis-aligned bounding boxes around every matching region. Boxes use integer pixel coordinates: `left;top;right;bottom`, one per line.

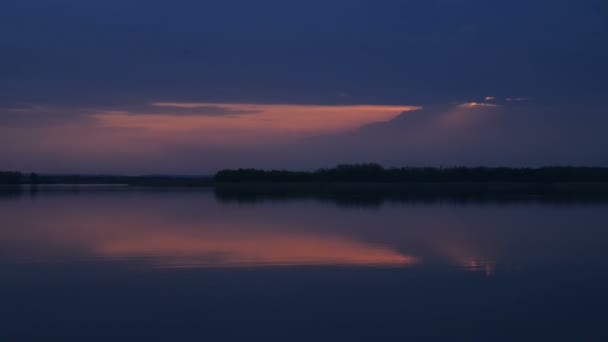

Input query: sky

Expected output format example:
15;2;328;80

1;0;608;174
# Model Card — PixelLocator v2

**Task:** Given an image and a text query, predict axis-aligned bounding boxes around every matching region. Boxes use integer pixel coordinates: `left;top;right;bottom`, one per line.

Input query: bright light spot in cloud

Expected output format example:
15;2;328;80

484;96;496;101
458;102;499;108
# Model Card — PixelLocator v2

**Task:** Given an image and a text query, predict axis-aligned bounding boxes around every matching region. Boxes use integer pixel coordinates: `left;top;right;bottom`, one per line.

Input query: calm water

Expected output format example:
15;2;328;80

2;186;608;341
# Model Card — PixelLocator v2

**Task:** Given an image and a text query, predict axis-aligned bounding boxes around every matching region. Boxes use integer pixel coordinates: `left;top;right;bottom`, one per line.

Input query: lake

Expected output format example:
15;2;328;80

2;186;608;341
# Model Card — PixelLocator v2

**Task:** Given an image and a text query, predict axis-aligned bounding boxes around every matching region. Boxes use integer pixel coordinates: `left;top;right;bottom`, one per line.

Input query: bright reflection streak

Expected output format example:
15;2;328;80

463;259;496;277
98;233;417;268
0;200;416;268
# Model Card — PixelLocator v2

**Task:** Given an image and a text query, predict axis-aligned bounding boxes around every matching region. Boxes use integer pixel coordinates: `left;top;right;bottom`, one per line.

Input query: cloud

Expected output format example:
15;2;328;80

0;102;421;172
0;104;99;126
2;100;608;173
505;97;530;102
144;103;262;116
219;102;606;171
458;102;499;108
92;103;422;142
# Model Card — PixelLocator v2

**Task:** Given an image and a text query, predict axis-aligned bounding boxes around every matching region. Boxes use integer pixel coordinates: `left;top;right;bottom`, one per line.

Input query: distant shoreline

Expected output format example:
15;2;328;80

4;181;608;194
4;165;608;189
5;181;608;187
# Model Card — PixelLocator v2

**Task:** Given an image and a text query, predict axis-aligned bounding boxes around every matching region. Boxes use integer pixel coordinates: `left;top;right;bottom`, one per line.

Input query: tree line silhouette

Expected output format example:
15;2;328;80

0;172;22;184
214;164;608;183
4;164;608;185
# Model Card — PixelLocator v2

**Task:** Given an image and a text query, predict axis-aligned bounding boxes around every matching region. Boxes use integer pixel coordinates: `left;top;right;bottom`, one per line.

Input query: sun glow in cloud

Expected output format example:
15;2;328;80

433;101;501;127
458;102;499;108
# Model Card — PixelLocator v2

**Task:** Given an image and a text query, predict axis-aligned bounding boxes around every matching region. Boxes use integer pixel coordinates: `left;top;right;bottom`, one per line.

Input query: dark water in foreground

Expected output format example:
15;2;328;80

2;186;608;341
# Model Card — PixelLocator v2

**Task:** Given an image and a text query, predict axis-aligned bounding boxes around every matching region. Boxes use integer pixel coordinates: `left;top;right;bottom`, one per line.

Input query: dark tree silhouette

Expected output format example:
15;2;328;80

0;172;22;184
214;165;608;183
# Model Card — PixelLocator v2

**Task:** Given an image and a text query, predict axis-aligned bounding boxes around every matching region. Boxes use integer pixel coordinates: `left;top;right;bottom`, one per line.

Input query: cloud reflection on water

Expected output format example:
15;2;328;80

0;191;415;268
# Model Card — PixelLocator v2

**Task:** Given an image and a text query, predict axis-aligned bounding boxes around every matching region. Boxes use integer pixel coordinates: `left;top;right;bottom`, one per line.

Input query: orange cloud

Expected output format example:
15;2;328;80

92;103;421;144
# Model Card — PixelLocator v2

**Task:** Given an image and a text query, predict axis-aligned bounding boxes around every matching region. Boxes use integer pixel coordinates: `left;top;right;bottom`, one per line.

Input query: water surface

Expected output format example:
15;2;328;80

2;186;608;341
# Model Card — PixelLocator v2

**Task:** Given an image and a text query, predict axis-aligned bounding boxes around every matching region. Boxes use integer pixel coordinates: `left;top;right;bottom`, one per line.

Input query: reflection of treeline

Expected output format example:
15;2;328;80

214;183;608;207
215;164;608;183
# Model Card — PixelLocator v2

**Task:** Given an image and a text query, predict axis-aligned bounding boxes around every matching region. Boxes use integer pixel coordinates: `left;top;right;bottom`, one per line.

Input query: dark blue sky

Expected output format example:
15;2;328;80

1;0;608;172
3;0;607;106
